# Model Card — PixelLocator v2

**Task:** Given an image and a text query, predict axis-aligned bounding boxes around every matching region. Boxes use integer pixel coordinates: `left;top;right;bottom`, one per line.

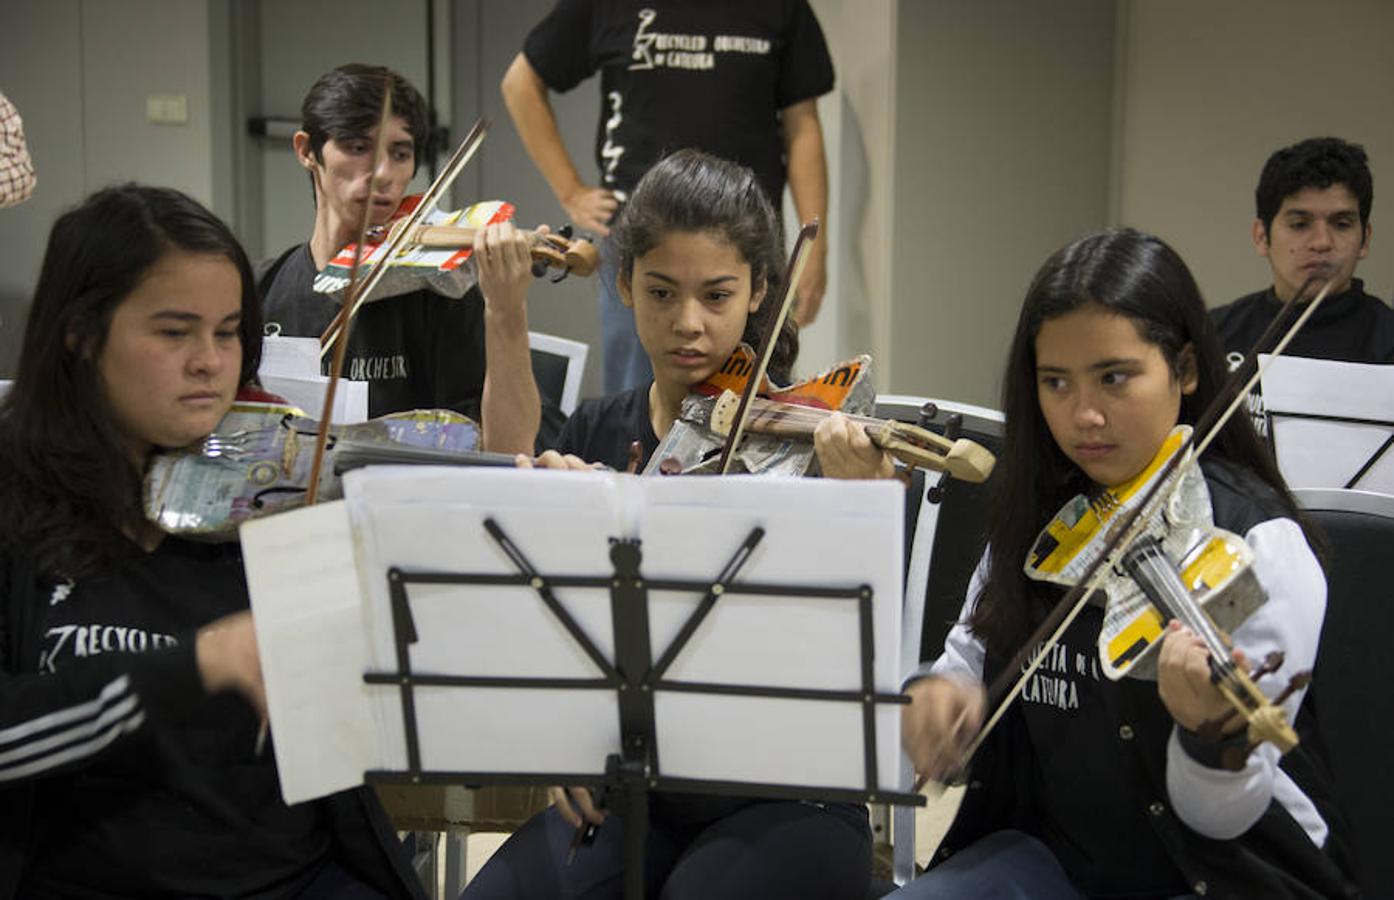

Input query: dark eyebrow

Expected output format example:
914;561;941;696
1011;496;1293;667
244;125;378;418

150;310;243;324
1036;357;1142;374
644;272;739;287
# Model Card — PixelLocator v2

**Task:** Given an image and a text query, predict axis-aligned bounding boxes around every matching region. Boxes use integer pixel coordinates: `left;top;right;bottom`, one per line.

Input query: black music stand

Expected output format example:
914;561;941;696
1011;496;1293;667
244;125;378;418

360;516;920;900
1261;354;1394;492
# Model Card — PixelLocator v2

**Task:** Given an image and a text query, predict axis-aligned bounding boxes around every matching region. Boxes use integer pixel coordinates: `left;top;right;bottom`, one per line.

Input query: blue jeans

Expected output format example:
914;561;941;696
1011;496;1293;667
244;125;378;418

886;830;1200;900
462;800;870;900
599;235;653;394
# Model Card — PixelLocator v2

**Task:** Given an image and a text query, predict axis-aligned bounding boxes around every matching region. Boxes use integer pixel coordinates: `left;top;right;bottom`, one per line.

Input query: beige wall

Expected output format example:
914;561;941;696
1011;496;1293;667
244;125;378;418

887;0;1117;406
1115;0;1394;306
797;0;897;380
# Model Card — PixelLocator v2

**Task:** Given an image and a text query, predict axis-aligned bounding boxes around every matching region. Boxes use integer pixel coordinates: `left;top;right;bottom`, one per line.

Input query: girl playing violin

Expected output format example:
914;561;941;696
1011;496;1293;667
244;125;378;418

466;149;873;899
878;229;1357;898
0;185;422;898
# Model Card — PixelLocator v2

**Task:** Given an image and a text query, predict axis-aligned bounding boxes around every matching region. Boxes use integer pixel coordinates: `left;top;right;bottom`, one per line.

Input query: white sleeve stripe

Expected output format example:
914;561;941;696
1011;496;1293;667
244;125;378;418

0;674;132;748
0;691;141;768
0;710;146;783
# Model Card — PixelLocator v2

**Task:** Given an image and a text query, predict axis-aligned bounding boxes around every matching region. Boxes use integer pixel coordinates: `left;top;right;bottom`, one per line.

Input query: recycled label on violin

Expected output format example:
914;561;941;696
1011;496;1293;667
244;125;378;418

693;345;867;411
647;346;876;477
313;198;514;303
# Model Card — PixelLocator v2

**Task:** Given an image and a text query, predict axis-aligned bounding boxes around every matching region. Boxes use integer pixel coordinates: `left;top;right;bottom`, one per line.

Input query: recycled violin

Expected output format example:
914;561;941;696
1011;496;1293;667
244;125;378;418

145;387;518;541
647;343;995;482
314;118;596;356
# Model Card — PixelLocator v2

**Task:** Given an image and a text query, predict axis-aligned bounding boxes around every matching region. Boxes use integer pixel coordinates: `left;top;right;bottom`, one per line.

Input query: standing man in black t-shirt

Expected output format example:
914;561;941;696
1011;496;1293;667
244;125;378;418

1210;137;1394;433
501;0;835;393
259;64;540;454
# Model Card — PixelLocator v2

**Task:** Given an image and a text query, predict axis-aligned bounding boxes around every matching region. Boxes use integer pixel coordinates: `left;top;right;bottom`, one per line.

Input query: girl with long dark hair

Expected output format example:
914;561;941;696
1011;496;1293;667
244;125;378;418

885;228;1357;898
0;185;422;898
464;150;872;900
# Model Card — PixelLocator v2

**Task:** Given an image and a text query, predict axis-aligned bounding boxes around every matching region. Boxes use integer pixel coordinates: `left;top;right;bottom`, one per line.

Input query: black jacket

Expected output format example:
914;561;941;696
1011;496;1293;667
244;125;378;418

0;546;425;899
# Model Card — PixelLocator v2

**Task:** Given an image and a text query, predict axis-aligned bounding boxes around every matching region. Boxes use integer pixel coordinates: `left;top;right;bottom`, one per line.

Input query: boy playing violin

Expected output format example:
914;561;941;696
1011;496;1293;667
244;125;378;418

259;63;540;454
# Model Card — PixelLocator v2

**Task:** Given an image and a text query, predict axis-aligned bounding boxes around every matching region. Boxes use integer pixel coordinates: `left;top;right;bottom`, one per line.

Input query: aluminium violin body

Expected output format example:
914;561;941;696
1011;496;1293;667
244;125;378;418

145;387;511;540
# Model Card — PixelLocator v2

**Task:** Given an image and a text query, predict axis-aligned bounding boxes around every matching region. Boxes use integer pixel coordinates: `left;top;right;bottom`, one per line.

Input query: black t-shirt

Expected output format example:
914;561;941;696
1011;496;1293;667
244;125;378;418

22;538;327;899
524;0;834;201
1210;279;1394;436
554;384;658;469
1211;278;1394;369
1019;603;1188;896
258;243;487;420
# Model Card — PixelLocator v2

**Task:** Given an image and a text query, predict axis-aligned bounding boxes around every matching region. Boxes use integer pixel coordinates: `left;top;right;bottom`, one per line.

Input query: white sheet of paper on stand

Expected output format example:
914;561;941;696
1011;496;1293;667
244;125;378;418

240;501;380;805
1261;354;1394;493
242;466;908;804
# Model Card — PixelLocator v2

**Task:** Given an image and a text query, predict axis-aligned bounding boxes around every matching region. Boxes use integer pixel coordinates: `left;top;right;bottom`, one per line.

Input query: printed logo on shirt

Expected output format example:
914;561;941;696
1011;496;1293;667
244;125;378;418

347;354;409;382
48;577;75;606
1019;640;1101;712
628;8;771;73
40;624;180;674
602;91;626;188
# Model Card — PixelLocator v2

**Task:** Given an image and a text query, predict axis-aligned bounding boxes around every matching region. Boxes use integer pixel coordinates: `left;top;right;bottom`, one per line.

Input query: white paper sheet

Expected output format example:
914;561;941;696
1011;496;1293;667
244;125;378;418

244;467;908;802
1261;354;1394;493
260;335;321;378
258;373;368;425
240;501;380;805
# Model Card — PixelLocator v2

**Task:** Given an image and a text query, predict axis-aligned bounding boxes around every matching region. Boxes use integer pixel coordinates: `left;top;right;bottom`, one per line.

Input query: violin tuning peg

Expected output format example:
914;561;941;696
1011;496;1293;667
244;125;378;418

558;224;574;239
1251;650;1285;680
916;402;939;428
530;260;548;279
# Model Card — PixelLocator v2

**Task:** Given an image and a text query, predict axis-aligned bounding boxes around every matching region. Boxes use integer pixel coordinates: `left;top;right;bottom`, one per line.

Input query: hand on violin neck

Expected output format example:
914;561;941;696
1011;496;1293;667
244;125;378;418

476;220;540;322
902;675;985;787
814;412;894;480
1157;620;1249;736
560;185;618;236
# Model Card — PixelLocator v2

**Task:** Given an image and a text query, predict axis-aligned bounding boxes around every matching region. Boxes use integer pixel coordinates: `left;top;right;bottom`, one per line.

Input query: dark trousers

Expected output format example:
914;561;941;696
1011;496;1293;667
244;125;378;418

462;800;870;900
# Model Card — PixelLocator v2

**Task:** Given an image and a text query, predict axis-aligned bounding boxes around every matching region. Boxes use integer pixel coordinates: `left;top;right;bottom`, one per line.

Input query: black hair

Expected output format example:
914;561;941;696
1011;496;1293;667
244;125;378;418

300;63;429;183
1256;137;1373;235
612;149;799;382
970;228;1302;658
0;184;262;579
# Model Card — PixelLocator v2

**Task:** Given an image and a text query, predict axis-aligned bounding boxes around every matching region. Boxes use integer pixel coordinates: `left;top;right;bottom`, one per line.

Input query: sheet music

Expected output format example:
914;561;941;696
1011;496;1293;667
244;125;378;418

1261;354;1394;493
240;501;380;805
245;467;907;802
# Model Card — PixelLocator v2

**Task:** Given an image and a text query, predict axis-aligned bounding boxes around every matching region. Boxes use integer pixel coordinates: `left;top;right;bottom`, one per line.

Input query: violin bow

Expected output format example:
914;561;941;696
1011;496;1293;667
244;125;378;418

304;79;397;506
715;220;820;475
318;117;491;358
944;273;1338;782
